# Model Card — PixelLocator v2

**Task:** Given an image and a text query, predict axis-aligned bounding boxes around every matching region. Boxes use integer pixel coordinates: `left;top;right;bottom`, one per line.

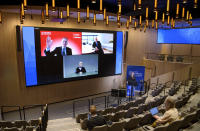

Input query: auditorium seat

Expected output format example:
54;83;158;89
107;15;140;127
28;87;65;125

124;107;138;118
0;121;15;128
167;119;183;131
124;116;141;131
14;120;29;129
108;121;125;131
114;104;125;113
25;126;35;131
76;112;88;123
3;127;22;131
29;119;40;127
139;112;152;126
111;111;125;122
91;125;108;131
102;107;114;115
153;124;168;131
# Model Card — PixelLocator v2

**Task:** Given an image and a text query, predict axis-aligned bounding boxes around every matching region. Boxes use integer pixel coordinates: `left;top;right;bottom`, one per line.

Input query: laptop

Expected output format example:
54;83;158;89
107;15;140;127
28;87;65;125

150;107;162;116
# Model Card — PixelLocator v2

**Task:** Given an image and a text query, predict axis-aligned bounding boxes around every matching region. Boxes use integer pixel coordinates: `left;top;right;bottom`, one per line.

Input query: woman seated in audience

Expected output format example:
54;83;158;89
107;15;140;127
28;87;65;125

153;97;179;125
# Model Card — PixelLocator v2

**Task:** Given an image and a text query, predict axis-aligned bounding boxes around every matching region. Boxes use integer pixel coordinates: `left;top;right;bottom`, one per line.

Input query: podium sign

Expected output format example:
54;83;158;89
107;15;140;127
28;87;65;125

126;65;145;96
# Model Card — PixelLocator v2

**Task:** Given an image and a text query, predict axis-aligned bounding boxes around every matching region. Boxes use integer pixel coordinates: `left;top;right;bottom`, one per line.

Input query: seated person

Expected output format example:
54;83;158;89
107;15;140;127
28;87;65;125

75;61;86;73
86;105;106;131
153;97;179;126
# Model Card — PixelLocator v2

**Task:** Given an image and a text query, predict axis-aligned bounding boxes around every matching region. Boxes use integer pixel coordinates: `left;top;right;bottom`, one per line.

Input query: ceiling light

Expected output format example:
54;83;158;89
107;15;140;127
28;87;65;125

87;5;90;19
52;0;56;12
91;0;96;4
100;0;103;14
45;3;49;20
66;4;70;18
166;0;170;16
154;0;157;12
176;3;179;18
138;0;142;10
194;0;198;8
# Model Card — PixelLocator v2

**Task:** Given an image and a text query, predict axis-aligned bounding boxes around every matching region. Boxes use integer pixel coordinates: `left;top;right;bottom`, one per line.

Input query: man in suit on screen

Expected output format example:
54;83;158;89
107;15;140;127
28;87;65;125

92;37;104;55
44;36;72;56
76;61;86;74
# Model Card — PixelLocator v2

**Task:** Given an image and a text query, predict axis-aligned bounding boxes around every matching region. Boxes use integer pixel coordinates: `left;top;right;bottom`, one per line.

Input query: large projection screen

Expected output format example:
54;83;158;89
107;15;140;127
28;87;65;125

157;28;200;44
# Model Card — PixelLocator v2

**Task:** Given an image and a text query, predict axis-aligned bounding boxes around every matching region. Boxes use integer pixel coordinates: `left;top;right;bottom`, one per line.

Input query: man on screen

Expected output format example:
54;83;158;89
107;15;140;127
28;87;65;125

92;37;104;55
76;61;86;74
44;36;72;56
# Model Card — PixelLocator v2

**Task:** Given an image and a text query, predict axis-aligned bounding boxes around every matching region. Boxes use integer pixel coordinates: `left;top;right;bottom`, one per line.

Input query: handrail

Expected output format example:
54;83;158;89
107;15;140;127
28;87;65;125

73;99;90;118
23;104;45;120
91;96;107;109
1;106;22;120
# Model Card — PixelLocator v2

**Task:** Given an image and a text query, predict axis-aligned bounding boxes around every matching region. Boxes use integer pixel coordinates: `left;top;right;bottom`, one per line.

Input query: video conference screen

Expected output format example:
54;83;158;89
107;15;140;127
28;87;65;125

21;26;123;87
157;28;200;44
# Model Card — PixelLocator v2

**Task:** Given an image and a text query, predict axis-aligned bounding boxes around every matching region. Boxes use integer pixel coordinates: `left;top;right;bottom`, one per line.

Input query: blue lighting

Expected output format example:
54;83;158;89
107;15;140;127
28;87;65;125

157;28;200;44
115;32;123;74
22;27;38;86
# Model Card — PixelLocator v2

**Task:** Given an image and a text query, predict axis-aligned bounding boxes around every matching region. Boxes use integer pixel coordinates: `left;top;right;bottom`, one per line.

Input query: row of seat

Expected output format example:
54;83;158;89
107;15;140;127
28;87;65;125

76;96;147;123
0;104;48;131
90;80;193;131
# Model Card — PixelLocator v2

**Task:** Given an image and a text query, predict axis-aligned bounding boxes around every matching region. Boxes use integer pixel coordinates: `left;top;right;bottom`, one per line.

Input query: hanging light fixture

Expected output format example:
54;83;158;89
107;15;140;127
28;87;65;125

45;3;49;20
134;20;137;30
182;7;185;19
183;0;187;4
146;7;149;19
0;11;2;24
21;3;25;19
103;8;106;20
139;15;142;26
172;19;175;28
146;20;149;27
106;15;109;25
167;15;170;25
91;0;96;4
41;9;45;24
171;17;173;27
60;10;63;24
186;10;189;21
154;0;157;12
152;20;155;28
133;3;136;19
162;12;165;24
86;5;90;19
66;4;70;18
77;0;81;23
126;20;129;29
189;13;192;21
138;0;142;10
52;0;56;12
194;0;198;8
155;11;158;22
166;0;170;16
117;22;120;28
93;11;96;25
117;13;120;23
100;0;103;14
129;16;132;23
176;3;179;18
77;11;81;23
155;21;158;30
24;0;27;11
118;3;122;16
144;25;147;32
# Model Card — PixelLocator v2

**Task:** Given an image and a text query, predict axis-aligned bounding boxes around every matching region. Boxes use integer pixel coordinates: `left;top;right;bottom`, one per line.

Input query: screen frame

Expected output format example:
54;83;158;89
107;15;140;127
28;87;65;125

21;26;122;87
157;27;200;44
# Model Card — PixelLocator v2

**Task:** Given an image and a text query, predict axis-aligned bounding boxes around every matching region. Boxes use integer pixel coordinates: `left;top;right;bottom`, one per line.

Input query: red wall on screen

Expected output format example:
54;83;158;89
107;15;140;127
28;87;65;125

40;31;82;56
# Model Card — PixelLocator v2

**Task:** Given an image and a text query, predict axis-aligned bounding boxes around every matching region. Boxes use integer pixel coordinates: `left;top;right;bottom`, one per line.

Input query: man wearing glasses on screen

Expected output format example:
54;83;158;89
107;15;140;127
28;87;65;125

44;36;72;56
92;37;104;55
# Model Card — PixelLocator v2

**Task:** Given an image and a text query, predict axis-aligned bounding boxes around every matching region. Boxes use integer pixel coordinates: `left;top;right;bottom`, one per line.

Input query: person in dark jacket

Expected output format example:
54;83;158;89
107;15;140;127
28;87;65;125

76;61;86;74
92;37;104;55
86;105;107;131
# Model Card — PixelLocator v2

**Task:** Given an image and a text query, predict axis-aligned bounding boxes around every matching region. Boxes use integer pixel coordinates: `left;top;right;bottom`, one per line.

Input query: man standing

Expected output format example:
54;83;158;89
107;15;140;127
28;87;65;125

127;72;138;100
92;37;104;55
44;36;72;56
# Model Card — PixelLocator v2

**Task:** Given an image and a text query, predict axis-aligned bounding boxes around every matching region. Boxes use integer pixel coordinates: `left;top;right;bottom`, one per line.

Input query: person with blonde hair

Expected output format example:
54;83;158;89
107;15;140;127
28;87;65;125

153;97;179;124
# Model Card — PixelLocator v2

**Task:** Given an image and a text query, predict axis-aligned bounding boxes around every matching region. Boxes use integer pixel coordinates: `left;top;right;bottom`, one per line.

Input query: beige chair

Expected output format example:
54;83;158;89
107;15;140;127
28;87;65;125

124;107;138;118
108;121;125;131
91;125;108;131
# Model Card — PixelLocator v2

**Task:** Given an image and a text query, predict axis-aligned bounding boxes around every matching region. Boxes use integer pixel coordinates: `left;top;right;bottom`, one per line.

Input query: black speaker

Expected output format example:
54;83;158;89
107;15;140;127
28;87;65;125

16;25;22;51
